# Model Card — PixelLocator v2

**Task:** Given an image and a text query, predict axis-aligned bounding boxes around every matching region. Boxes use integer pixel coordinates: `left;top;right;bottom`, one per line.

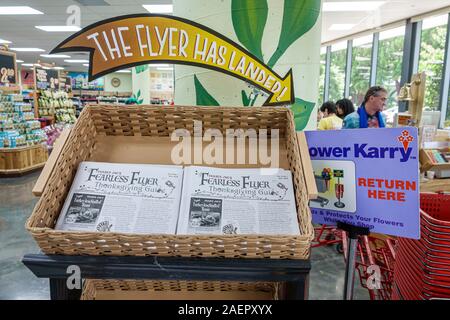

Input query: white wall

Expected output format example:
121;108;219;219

103;73;132;92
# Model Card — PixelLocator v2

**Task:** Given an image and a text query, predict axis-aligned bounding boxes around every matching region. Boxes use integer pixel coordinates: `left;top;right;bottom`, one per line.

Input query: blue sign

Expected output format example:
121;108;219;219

305;127;420;239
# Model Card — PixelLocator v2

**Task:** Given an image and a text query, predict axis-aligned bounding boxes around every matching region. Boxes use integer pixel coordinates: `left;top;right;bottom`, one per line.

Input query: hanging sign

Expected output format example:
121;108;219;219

0;50;18;85
35;67;59;90
50;14;294;106
305;127;420;239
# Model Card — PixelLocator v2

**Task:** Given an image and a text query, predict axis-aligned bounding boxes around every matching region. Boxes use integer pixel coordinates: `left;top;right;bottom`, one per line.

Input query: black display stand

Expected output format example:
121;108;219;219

22;254;311;300
337;221;370;300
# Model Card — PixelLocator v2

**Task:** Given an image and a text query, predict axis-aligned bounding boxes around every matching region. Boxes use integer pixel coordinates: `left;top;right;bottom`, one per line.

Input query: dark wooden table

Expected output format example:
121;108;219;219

22;254;311;300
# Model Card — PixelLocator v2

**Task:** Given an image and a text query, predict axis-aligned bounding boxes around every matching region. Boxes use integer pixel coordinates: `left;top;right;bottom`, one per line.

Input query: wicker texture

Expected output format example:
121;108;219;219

26;105;313;259
81;279;277;300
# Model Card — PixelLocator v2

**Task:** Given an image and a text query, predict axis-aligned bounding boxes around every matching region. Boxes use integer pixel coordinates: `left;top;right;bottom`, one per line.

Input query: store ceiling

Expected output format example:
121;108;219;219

0;0;449;72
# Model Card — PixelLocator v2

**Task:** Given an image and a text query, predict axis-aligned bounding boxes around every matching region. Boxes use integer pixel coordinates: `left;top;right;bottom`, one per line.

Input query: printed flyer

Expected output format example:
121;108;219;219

305;128;420;239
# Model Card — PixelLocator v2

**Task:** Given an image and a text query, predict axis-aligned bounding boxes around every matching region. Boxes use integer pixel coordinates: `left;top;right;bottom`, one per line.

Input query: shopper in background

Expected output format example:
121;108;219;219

343;86;387;129
317;101;343;130
336;98;355;120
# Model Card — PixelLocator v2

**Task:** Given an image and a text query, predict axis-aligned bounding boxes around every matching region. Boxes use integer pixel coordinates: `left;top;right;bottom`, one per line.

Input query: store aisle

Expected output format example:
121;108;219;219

0;171;368;300
0;170;49;300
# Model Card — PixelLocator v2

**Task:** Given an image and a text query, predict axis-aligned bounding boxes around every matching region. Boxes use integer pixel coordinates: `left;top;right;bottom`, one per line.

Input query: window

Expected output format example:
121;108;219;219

376;26;406;111
419;15;447;113
447;88;450;129
318;47;326;107
350;35;373;106
329;41;347;102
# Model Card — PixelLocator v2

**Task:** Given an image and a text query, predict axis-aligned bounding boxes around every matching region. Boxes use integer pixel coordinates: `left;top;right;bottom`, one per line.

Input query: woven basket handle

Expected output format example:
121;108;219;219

296;131;318;200
32;128;72;196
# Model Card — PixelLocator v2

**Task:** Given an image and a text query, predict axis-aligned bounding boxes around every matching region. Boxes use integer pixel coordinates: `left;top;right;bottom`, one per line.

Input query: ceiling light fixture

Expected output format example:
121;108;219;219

35;26;81;32
53;66;64;70
16;59;24;63
0;6;43;15
21;63;34;67
40;54;71;58
64;59;89;63
329;24;356;31
323;1;385;12
157;67;173;71
142;4;173;13
0;38;11;44
116;70;131;73
83;64;89;66
11;48;45;52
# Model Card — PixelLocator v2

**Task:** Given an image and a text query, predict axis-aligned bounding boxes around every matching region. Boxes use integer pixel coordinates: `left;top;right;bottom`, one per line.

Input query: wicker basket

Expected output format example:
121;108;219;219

26;105;314;259
81;279;277;300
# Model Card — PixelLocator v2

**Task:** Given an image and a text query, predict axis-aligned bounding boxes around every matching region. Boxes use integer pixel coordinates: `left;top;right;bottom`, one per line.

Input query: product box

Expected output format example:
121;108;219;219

27;105;316;260
419;147;450;175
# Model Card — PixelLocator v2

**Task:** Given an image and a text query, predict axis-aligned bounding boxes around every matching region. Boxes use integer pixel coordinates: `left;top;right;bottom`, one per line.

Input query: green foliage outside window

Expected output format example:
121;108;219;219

329;47;346;102
419;25;446;112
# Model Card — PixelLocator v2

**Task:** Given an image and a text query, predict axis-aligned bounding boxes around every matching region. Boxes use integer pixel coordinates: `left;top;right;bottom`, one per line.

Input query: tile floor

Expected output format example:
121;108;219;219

0;170;368;300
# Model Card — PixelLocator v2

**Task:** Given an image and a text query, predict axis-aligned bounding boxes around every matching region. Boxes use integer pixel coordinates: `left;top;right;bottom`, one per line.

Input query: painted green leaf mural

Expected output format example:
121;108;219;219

268;0;320;68
241;90;251;106
194;75;220;106
231;0;268;62
291;98;315;131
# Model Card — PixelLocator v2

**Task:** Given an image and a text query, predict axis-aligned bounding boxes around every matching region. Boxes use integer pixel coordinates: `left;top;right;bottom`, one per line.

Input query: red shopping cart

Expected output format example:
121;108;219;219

393;192;450;300
342;232;397;300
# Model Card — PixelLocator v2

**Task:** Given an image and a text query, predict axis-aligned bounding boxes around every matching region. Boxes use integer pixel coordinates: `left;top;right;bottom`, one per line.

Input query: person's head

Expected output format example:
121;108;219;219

363;86;388;115
319;101;337;117
336;98;355;119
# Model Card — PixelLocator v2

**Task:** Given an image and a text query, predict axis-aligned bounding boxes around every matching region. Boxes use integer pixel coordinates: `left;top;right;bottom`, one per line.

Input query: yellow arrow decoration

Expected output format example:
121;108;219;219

51;14;294;106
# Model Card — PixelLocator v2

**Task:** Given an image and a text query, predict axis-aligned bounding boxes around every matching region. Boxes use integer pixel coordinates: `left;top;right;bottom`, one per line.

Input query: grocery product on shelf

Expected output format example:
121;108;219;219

38;89;76;124
0;92;47;148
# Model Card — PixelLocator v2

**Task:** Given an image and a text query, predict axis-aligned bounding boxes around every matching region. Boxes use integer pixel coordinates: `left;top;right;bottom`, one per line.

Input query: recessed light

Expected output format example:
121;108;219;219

11;48;45;52
0;6;43;15
329;24;356;31
323;1;385;12
64;59;89;63
53;66;65;70
40;54;71;58
157;67;173;71
0;38;11;44
83;64;89;67
35;26;81;32
142;4;173;13
16;59;24;63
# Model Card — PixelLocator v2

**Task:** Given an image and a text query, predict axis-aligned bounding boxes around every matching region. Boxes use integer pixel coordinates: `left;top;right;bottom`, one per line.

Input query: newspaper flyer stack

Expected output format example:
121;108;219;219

55;162;184;234
55;162;300;236
177;166;300;235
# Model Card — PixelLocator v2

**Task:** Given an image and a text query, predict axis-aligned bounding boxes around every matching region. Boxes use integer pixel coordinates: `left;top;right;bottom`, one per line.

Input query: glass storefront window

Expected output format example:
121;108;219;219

318;47;326;107
329;41;347;102
446;92;450;129
376;26;405;112
350;35;373;107
419;15;447;115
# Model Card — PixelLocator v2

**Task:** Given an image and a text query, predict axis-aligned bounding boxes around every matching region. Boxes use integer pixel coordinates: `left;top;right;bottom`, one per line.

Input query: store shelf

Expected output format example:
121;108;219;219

22;253;311;300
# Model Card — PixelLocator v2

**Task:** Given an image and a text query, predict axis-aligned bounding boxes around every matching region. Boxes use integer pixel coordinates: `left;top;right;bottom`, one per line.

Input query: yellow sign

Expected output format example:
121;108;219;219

51;14;294;106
